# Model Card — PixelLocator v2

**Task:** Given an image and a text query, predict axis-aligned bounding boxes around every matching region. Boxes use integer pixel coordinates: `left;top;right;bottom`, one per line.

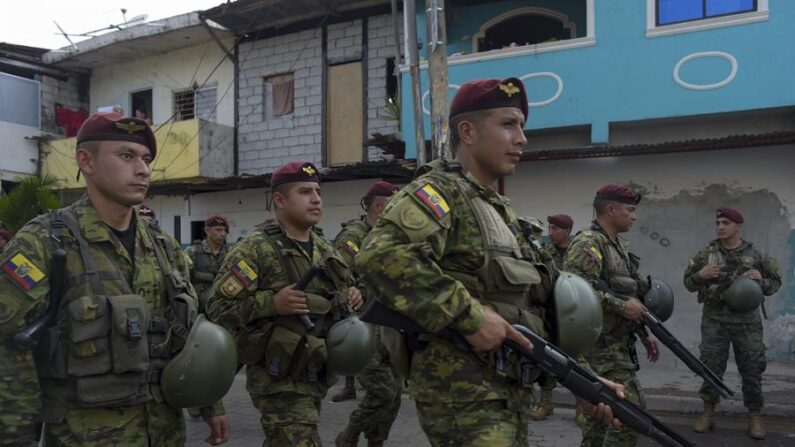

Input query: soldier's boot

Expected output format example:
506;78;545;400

575;403;587;427
332;376;357;402
530;390;554;420
748;411;767;440
335;424;360;447
693;402;716;433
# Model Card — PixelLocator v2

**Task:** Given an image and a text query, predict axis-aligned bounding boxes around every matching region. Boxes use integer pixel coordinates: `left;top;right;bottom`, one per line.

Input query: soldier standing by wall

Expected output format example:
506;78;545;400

356;78;623;446
562;185;660;447
207;161;363;446
185;214;229;312
684;207;781;440
0;112;229;446
334;180;402;447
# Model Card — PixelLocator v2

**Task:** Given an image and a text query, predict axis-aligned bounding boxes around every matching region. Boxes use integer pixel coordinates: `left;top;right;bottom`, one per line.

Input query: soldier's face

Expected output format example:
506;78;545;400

205;225;228;246
548;224;570;245
715;217;740;240
611;203;637;232
77;141;152;207
274;182;323;228
467;108;527;181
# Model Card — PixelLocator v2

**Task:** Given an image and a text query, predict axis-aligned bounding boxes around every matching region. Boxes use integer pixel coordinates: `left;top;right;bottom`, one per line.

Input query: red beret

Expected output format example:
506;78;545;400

547;214;574;229
76;112;157;158
716;207;744;224
0;229;12;242
205;214;229;229
450;77;528;121
366;181;398;197
271;161;320;188
596;184;641;205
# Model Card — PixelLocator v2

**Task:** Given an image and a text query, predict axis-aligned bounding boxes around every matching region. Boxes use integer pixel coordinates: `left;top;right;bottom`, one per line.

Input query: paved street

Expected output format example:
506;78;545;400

186;373;795;446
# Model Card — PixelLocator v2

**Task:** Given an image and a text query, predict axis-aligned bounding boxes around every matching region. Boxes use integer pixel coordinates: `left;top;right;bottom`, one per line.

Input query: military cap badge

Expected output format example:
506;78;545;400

115;121;147;134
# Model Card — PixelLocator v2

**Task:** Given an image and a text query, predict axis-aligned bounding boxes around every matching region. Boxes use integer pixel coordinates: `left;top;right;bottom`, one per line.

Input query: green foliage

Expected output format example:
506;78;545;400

0;175;61;233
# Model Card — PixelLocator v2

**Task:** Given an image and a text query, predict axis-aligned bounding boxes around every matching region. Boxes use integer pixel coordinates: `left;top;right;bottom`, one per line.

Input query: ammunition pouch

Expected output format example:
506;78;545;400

264;321;328;383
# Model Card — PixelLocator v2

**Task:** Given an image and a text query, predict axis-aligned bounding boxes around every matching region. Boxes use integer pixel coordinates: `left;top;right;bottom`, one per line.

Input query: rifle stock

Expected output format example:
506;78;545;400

594;280;734;398
359;299;694;447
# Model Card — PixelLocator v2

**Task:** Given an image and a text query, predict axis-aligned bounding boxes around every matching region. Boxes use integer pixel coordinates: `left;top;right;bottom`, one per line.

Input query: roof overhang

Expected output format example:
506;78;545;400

42;13;232;70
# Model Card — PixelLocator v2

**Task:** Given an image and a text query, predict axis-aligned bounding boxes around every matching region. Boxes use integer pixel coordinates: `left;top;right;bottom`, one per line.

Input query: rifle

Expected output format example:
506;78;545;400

594;279;734;398
359;299;694;447
14;248;67;349
244;264;320;333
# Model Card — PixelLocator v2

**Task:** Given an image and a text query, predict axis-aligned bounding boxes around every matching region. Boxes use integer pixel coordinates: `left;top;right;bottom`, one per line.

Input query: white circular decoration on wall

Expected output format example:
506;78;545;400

520;72;564;108
673;51;738;91
422;84;460;115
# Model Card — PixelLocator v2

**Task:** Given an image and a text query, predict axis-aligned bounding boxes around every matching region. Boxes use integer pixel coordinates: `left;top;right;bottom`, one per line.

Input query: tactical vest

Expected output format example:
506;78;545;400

33;210;195;422
240;224;350;382
429;170;553;338
701;243;756;307
190;240;224;284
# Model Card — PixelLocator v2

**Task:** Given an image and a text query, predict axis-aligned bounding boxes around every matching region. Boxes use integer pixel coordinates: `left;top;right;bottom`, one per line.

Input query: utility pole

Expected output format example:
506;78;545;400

405;0;426;165
425;0;450;160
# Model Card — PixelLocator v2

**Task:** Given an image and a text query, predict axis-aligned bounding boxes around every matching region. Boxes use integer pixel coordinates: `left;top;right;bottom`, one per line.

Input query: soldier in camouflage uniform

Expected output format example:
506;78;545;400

184;214;229;312
334;181;401;447
530;214;574;421
562;185;660;447
684;207;781;440
206;161;363;447
356;78;624;447
0;112;228;447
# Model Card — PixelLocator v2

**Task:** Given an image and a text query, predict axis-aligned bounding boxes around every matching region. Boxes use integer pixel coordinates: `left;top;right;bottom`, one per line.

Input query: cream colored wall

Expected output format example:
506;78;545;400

89;37;235;127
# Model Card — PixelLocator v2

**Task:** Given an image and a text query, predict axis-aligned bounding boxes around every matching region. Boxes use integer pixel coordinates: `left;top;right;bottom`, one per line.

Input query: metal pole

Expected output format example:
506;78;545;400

404;0;426;164
425;0;450;160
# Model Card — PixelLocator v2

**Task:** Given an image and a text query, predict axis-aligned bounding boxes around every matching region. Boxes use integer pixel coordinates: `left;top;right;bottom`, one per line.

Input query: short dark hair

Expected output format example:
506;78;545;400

76;140;101;154
449;110;490;152
593;197;613;216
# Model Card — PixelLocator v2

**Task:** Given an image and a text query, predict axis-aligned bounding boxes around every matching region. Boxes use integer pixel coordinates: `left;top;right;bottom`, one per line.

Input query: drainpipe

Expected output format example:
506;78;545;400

405;0;426;164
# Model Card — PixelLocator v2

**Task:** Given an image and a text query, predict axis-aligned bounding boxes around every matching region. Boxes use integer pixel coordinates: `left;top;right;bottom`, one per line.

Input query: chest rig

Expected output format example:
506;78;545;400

191;241;224;283
33;210;195;422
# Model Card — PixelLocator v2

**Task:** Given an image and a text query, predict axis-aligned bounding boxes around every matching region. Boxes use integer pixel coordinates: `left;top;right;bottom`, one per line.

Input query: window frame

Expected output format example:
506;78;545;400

647;0;768;38
172;89;196;122
263;73;295;120
655;0;757;27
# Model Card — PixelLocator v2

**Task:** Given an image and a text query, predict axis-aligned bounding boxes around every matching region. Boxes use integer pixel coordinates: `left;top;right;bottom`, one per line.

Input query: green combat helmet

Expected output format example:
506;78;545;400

723;276;764;313
325;316;375;376
161;315;237;408
553;271;603;357
644;277;674;322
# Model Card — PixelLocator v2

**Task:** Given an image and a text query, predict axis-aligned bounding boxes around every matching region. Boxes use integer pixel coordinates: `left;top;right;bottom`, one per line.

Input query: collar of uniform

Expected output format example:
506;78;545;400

74;194;155;251
589;219;628;249
710;238;751;252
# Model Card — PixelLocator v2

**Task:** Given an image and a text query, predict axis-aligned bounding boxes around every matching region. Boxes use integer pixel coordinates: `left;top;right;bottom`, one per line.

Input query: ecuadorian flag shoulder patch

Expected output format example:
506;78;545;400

231;259;257;287
341;240;360;256
415;184;450;219
2;253;45;291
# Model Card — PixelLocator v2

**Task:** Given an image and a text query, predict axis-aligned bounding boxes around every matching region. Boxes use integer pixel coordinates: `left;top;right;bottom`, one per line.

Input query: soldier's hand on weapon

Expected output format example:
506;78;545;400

273;284;310;315
346;286;363;311
577;377;625;428
204;414;230;445
465;306;533;352
699;264;722;280
622;298;647;323
742;269;762;281
642;336;660;362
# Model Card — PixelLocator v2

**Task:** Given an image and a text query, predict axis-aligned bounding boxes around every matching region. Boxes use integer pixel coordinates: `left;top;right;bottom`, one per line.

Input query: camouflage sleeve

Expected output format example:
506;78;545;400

332;228;361;269
683;249;709;292
0;222;53;445
206;234;284;332
171;237;198;303
561;236;626;316
758;252;782;296
354;184;485;335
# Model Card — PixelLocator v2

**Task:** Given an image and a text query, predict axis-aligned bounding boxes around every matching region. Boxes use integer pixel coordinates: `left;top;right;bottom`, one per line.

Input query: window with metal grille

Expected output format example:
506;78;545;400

173;89;195;121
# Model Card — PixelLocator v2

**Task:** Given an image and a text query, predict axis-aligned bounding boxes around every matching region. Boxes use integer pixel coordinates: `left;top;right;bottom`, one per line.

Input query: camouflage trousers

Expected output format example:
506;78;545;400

536;373;557;393
43;402;186;447
416;399;530;447
347;350;402;442
580;368;645;447
699;316;766;410
251;392;322;447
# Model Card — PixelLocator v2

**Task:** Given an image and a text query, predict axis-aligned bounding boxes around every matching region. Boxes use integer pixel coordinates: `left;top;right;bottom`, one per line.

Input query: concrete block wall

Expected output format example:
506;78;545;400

237;13;404;175
38;74;88;134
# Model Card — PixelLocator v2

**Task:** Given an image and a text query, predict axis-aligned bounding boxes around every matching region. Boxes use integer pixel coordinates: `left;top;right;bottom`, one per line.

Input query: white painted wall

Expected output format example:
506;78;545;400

89;38;235;127
0;122;40;180
506;144;795;358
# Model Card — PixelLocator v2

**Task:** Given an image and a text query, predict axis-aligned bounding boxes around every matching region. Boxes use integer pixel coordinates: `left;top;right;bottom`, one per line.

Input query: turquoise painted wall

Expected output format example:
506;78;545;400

401;0;795;156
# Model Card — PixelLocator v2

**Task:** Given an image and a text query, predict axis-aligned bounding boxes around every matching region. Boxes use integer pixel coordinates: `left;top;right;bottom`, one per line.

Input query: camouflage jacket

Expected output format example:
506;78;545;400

562;221;648;372
0;195;201;447
543;242;569;267
185;239;227;308
355;160;552;407
684;239;781;323
206;222;352;398
333;219;371;267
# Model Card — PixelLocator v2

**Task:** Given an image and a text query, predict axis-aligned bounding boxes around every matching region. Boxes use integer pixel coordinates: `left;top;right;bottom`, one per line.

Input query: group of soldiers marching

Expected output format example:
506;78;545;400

0;75;780;447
